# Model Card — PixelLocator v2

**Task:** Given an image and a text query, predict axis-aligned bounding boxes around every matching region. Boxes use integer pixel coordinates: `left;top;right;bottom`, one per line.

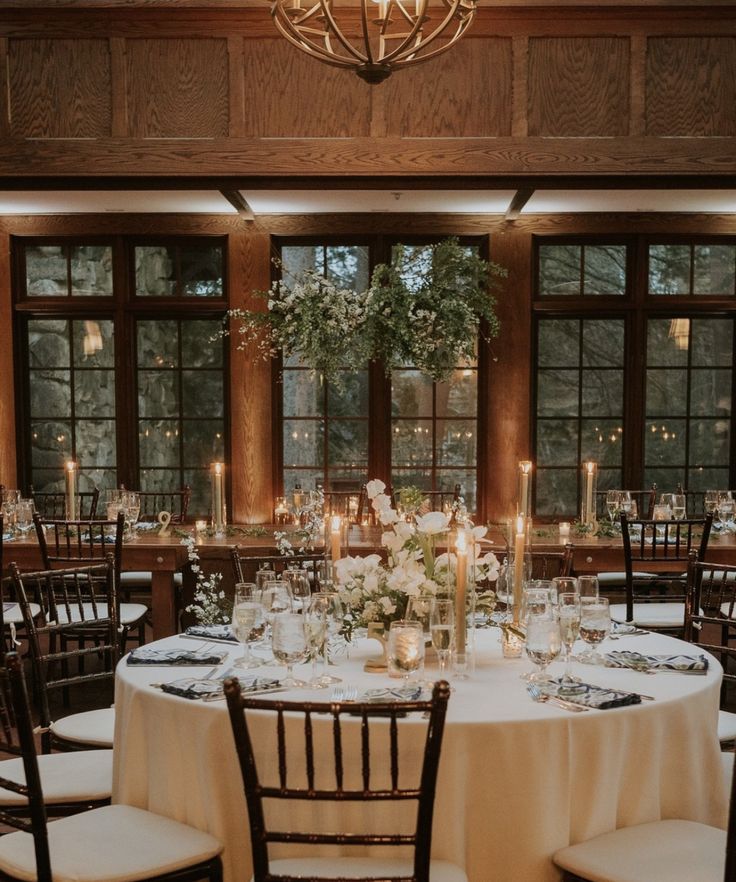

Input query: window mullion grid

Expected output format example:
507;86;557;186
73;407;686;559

68;320;77;465
576;317;584;516
684;318;693;490
177;319;186;495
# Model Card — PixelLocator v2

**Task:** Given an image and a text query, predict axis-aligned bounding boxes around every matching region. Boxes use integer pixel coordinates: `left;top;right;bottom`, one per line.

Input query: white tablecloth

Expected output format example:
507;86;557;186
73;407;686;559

113;629;728;882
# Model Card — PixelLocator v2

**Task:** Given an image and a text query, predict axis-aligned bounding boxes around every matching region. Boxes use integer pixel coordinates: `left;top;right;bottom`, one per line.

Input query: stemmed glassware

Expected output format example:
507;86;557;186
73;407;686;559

282;567;311;612
557;592;583;694
671;493;686;520
314;591;343;685
231;583;266;669
718;492;735;533
429;599;454;676
304;595;329;688
406;595;434;643
14;500;34;537
271;612;308;688
576;575;599;599
578;596;611;665
606;490;621;526
524;608;561;685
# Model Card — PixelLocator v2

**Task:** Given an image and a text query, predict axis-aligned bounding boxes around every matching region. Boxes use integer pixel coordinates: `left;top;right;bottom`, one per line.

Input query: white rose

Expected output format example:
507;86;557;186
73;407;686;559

378;508;400;526
415;511;450;535
366;479;386;499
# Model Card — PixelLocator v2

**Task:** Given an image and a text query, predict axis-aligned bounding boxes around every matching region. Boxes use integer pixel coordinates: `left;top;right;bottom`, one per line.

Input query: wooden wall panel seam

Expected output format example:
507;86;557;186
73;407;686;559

109;36;129;137
0;37;8;139
227;35;245;139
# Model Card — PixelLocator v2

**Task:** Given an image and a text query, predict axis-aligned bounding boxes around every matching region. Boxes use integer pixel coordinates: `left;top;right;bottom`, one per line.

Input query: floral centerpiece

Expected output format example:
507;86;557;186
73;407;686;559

335;479;499;637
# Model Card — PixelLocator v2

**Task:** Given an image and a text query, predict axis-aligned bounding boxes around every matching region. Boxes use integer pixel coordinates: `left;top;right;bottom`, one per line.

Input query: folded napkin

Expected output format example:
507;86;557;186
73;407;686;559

549;680;642;710
610;622;648;636
127;647;227;666
184;624;239;643
161;675;280;700
605;650;709;673
359;686;425;702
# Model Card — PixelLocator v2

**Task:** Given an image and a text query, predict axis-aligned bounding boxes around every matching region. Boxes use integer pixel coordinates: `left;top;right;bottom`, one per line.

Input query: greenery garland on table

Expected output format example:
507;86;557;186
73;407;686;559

218;238;506;384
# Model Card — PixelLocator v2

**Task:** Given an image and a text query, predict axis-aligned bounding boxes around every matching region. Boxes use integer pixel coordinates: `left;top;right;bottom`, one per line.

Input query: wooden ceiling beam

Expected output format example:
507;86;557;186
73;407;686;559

505;188;535;220
219;188;255;220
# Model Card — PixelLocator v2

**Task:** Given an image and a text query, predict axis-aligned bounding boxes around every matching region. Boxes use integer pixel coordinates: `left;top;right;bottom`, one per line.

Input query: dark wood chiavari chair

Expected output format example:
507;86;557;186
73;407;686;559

123;485;192;524
30;487;100;521
595;486;657;522
231;550;329;589
498;545;575;580
617;513;713;632
0;652;223;882
224;678;465;882
321;486;369;524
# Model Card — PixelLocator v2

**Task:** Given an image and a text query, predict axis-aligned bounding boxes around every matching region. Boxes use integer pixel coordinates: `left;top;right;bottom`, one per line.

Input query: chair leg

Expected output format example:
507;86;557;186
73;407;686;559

209;857;223;882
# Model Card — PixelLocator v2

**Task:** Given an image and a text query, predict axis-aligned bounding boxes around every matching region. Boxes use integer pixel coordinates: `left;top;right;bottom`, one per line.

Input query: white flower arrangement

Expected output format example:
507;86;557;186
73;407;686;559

335;479;500;634
182;536;231;625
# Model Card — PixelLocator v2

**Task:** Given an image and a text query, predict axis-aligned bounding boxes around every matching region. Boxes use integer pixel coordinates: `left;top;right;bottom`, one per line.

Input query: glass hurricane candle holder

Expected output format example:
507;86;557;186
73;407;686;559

387;620;425;682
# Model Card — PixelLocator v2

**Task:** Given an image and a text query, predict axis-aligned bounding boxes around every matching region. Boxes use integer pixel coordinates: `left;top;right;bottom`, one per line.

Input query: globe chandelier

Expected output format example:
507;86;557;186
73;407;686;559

270;0;478;84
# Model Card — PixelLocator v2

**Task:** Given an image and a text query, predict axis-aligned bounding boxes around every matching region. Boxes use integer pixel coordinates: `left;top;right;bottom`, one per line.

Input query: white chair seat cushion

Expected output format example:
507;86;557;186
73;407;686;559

0;803;222;882
718;710;736;743
597;572;657;587
120;571;182;588
610;602;687;628
0;750;112;806
51;706;115;748
553;819;725;882
265;858;467;882
721;750;734;786
54;603;148;627
2;603;41;625
720;601;736;619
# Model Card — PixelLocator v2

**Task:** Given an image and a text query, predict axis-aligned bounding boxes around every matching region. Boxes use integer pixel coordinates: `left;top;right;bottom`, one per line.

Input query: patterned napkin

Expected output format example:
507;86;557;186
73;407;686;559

160;675;280;700
610;622;648;636
549;680;642;709
127;647;227;666
605;650;709;673
185;624;239;643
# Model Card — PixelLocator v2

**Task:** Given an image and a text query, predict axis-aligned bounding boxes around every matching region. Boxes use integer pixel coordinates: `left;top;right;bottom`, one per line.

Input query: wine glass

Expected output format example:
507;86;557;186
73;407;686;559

304;595;329;688
705;490;719;517
719;492;735;533
271;612;308;688
557;593;584;695
429;599;454;676
671;493;686;520
659;493;674;515
387;620;425;688
576;575;599;599
232;583;266;669
259;580;293;649
524;609;561;685
578;596;611;665
316;591;344;685
406;595;434;643
122;491;141;536
14;500;34;537
283;568;311;612
606;490;621;525
519;588;554;681
551;577;576;605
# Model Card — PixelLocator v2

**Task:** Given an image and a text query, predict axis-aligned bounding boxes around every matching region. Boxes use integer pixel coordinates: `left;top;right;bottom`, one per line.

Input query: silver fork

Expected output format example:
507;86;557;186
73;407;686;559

527;683;589;712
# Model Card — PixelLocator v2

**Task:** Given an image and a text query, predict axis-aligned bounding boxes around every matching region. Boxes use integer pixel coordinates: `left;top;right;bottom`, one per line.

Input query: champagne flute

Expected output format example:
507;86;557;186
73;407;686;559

606;490;621;525
271;612;308;688
232;582;265;669
429;599;454;676
557;592;583;694
304;595;329;688
578;596;611;665
524;610;561;685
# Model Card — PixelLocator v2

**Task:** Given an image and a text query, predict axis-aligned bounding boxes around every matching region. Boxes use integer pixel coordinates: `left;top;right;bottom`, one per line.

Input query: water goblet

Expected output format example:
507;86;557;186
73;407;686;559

606;490;621;525
519;587;553;681
387;620;425;689
557;592;584;694
576;575;599;599
271;612;308;688
283;567;311;612
671;493;686;520
719;493;735;533
524;609;561;685
122;491;141;536
232;582;266;669
551;577;577;605
578;596;611;665
304;595;329;688
14;500;34;537
429;599;454;676
314;591;344;685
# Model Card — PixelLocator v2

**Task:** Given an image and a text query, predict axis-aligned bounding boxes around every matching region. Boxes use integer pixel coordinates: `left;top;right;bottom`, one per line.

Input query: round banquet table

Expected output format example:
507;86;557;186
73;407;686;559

113;629;728;882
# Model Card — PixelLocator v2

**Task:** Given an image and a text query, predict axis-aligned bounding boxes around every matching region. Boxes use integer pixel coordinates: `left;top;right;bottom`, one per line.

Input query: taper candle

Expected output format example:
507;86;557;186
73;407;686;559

455;531;467;655
64;461;78;520
513;515;525;625
330;515;342;577
211;462;224;533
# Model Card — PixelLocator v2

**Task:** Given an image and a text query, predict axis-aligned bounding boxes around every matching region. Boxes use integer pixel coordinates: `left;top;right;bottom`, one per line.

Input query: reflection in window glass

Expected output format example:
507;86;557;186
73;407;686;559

25;244;113;297
135;242;224;297
649;244;736;297
535;318;625;517
644;317;733;492
26;318;116;492
136;319;225;514
280;244;370;494
539;243;626;296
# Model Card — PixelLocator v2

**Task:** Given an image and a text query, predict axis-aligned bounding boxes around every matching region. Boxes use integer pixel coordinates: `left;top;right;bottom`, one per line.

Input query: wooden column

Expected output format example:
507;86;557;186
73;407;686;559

0;226;16;486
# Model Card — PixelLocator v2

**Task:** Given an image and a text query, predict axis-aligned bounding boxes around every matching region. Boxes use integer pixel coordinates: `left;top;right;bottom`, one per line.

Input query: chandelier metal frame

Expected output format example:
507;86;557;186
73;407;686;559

270;0;478;84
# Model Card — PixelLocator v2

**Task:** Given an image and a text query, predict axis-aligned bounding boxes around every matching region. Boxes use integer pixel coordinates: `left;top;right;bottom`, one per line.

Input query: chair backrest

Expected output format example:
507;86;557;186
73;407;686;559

224;678;451;882
620;513;712;623
33;511;124;588
595;486;657;521
322;488;368;525
684;555;736;691
0;652;52;881
30;487;99;520
126;486;191;523
231;550;328;588
5;559;119;753
500;545;574;580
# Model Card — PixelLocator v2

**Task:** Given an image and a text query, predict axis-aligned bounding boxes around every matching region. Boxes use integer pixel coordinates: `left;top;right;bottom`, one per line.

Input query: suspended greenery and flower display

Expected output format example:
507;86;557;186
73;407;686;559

219;238;506;383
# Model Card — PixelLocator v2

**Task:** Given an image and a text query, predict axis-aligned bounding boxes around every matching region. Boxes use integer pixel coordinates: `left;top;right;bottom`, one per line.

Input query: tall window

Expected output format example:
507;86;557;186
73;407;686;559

16;237;227;516
533;235;736;518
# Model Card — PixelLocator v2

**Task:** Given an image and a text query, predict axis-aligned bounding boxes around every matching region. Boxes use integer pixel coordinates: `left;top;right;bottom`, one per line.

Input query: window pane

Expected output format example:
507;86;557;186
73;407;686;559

689;369;732;417
75;370;115;417
182;371;224;418
26;245;67;296
328;371;368;417
392;370;433;417
29;319;70;367
538;320;579;367
29;370;71;418
582;320;625;367
180;244;223;297
325;245;370;290
182;470;211;516
647;318;689;367
182;320;224;367
436;370;477;418
139;420;180;468
437;419;476;467
392;421;433;467
644;467;683;493
645;419;686;467
537;370;579;417
583;245;626;296
73;320;114;367
646;369;688;416
283;420;324;467
691;318;733;367
581;369;623;417
687;467;730;492
689;419;730;466
437;469;477;513
31;421;72;468
283;371;323;418
77;419;116;467
137;320;178;368
328;420;368;467
649;244;690;295
140;469;180;494
138;372;179;418
536;469;577;517
539;245;580;296
182;420;225;468
581;420;624;467
136;246;176;297
70;245;113;296
283;470;323;494
392;468;432;490
693;245;736;296
536;420;578;467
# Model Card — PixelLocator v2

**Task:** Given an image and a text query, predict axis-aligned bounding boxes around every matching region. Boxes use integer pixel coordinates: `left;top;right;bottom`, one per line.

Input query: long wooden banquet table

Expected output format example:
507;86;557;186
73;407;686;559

113;628;728;882
5;525;736;638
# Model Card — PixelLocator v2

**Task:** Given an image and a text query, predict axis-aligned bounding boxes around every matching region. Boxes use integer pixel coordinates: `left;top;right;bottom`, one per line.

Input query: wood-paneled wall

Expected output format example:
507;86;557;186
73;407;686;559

0;7;734;180
3;210;736;521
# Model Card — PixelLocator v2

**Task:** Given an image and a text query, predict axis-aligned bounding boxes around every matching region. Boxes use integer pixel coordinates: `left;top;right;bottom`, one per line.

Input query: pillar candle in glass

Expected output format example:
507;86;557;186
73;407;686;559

581;461;598;527
274;496;290;525
513;515;525;625
454;530;467;656
211;462;226;534
64;461;78;520
517;461;532;517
